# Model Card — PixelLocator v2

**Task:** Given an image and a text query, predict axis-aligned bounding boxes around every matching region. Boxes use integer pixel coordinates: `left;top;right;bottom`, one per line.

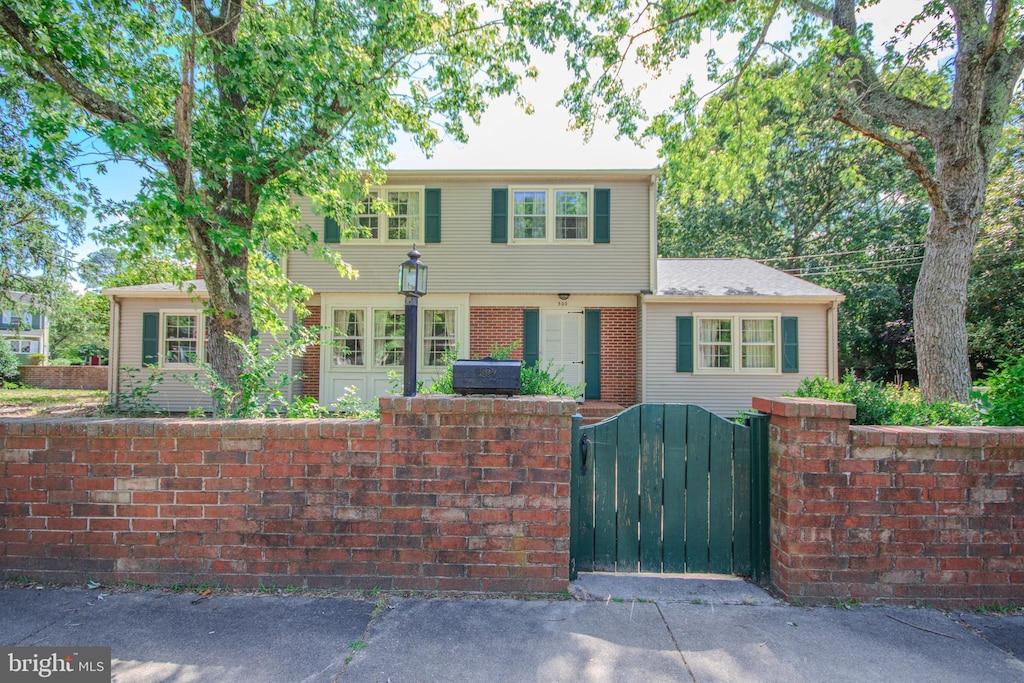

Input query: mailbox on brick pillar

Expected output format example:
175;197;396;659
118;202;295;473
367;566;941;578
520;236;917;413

452;358;522;395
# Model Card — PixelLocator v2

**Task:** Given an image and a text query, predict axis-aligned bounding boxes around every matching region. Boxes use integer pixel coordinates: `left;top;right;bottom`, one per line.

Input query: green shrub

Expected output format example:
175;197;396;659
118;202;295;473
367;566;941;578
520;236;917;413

790;372;980;426
975;355;1024;426
425;341;583;397
0;342;21;383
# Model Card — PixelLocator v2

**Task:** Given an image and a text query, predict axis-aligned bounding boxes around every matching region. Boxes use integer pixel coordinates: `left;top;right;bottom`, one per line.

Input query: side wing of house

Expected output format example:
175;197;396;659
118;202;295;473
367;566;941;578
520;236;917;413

286;169;659;408
106;287;300;413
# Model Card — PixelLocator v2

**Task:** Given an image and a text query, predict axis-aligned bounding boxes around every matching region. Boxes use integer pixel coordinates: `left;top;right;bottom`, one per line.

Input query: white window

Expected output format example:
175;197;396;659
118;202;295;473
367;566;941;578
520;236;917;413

423;309;456;367
1;311;10;325
510;188;591;243
9;340;33;354
349;188;422;243
161;313;202;366
373;309;405;367
332;310;365;366
696;316;779;373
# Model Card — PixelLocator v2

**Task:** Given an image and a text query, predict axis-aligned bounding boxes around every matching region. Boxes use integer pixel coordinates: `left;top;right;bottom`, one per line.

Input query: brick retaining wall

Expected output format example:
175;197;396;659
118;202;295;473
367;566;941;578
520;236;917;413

17;366;108;390
0;395;574;594
753;396;1024;607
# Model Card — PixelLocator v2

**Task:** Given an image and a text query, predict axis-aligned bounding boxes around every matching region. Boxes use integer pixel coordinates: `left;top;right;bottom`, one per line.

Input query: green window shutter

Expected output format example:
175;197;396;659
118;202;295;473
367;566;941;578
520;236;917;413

782;316;799;373
676;316;694;373
491;188;508;243
523;309;539;368
585;309;601;400
142;312;159;367
424;188;441;243
324;216;341;243
594;188;610;243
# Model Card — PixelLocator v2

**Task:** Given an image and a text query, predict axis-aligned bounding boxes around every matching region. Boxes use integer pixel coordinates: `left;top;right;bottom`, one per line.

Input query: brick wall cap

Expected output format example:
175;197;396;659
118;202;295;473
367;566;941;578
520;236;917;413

752;396;856;420
852;425;1024;447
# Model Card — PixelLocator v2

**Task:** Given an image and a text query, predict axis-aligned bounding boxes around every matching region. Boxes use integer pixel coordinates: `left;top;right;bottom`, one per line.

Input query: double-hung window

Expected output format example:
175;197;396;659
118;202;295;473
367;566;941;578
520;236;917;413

348;188;423;243
373;310;405;367
696;316;779;373
162;313;201;366
331;310;365;366
511;188;590;243
423;309;456;367
9;340;33;353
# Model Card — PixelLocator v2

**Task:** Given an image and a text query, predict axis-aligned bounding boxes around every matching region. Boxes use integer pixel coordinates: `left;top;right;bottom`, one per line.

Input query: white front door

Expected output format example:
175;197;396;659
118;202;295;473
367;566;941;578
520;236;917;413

541;309;584;392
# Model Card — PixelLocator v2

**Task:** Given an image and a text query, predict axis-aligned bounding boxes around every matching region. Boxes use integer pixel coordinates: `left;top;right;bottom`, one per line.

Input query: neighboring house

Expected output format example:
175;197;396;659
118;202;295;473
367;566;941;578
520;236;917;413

104;169;844;417
1;292;48;364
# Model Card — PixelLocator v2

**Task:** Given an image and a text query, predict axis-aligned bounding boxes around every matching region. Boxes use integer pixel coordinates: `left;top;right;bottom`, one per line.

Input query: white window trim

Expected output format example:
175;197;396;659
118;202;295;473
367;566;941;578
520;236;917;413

694;314;781;375
347;186;425;244
158;310;205;369
508;186;594;244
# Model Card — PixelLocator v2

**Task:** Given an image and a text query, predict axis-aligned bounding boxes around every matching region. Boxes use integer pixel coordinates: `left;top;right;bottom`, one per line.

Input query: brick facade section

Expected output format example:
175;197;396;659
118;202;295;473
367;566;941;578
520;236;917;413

753;396;1024;608
468;307;528;360
301;306;321;399
0;396;574;594
599;308;638;405
17;366;108;390
469;306;637;404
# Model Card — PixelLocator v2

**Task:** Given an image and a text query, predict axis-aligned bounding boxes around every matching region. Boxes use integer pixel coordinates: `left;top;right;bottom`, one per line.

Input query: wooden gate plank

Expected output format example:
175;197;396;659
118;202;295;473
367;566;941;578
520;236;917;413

732;423;752;576
616;406;641;572
575;424;597;573
708;416;735;574
685;406;711;572
662;405;688;573
592;420;618;571
639;404;665;573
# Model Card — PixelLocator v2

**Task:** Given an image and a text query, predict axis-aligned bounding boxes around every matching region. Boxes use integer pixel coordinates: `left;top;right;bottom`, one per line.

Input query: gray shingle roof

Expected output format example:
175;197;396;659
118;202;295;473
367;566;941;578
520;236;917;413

656;259;841;298
103;280;207;295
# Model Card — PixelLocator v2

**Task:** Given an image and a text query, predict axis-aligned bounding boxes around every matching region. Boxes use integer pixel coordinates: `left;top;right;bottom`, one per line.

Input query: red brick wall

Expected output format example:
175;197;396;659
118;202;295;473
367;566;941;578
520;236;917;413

469;307;527;360
17;366;108;390
753;396;1024;608
301;306;321;399
469;306;637;404
0;395;574;594
599;308;638;405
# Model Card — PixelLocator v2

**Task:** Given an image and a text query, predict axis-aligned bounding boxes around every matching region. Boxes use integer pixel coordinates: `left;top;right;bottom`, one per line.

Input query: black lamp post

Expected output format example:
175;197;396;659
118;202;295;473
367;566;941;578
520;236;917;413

398;244;428;397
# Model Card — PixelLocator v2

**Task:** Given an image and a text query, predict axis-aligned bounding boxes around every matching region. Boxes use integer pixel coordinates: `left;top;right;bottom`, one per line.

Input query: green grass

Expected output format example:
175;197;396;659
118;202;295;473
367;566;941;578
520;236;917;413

0;387;106;412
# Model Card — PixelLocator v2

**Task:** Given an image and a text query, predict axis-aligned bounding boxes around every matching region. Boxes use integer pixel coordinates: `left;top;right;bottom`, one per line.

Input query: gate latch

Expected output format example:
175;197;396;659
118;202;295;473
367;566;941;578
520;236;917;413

580;433;590;475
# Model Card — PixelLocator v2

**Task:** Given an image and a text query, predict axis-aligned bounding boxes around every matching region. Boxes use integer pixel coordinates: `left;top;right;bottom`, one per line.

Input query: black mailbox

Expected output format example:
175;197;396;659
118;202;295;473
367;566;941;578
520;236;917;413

452;357;522;395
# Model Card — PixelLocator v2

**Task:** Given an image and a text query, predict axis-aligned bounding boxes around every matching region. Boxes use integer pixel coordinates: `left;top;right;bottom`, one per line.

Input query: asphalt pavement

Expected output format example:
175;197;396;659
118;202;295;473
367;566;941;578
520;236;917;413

2;574;1022;682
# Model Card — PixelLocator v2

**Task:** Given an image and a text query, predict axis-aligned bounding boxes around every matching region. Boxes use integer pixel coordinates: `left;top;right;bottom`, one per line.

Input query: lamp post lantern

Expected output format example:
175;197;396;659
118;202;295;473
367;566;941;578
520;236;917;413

398;245;428;397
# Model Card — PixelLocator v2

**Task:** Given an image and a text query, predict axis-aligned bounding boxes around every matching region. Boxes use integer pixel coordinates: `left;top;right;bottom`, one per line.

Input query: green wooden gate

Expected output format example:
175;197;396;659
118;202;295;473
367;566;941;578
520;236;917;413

570;404;769;581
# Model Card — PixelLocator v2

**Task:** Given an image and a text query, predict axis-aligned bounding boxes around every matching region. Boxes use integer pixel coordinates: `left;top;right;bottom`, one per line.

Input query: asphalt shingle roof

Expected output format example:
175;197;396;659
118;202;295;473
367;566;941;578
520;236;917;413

656;259;841;298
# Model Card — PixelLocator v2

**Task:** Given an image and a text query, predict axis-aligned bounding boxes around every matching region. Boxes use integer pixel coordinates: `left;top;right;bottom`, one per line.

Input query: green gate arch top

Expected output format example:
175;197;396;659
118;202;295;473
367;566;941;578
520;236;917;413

569;404;769;582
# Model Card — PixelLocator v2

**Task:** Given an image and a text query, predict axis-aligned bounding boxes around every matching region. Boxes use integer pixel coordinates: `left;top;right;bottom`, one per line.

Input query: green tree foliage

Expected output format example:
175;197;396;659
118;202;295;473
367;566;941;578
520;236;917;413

46;286;108;363
0;70;93;307
77;247;194;292
1;0;535;414
968;95;1024;374
0;334;19;383
657;62;929;381
543;0;1024;401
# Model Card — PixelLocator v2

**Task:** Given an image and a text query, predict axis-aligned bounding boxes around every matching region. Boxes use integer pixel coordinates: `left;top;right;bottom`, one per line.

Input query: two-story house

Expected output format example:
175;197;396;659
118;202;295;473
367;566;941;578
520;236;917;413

1;292;48;364
104;169;843;417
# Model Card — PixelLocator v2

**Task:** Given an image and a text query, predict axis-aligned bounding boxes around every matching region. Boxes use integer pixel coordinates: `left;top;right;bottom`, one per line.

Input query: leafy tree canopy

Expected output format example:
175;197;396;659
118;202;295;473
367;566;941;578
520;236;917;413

0;0;536;412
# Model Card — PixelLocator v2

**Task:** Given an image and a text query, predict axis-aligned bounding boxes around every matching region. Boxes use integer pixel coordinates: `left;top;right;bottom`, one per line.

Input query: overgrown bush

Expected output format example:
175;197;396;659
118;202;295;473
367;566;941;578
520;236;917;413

790;373;980;426
0;342;21;384
110;367;165;416
975;355;1024;426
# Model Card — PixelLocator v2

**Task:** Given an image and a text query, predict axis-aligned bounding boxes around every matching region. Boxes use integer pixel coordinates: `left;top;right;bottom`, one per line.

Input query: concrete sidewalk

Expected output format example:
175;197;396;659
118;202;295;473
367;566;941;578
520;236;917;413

2;576;1022;682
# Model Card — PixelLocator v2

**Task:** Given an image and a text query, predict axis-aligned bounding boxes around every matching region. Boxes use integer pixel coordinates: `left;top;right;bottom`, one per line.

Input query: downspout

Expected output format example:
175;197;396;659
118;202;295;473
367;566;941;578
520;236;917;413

827;301;839;381
648;173;658;295
108;295;120;408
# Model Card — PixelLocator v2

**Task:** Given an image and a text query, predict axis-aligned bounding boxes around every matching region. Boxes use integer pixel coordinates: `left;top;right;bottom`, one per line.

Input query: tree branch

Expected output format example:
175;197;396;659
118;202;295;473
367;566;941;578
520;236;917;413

0;4;141;126
791;0;832;22
834;104;943;212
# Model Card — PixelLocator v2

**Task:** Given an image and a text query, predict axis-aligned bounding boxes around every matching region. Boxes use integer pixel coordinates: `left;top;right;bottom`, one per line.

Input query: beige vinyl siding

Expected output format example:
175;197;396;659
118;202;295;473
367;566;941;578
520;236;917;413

642;301;831;417
113;297;296;413
288;173;652;294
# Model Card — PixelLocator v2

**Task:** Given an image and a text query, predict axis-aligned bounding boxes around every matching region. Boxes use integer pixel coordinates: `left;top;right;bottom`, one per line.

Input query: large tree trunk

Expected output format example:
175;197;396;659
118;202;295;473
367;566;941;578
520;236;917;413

913;139;987;403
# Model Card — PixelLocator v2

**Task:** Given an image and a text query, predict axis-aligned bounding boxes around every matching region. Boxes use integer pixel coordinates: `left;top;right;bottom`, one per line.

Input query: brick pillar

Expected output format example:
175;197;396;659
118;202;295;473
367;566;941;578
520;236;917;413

301;306;321;399
751;396;857;602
